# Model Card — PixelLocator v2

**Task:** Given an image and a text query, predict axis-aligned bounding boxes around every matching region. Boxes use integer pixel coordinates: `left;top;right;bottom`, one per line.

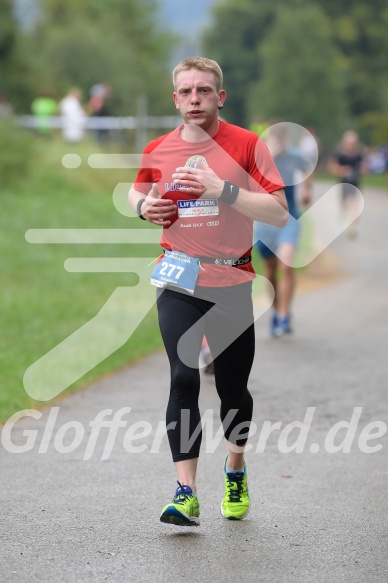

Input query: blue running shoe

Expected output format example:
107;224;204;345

273;315;292;337
160;482;200;527
270;311;279;336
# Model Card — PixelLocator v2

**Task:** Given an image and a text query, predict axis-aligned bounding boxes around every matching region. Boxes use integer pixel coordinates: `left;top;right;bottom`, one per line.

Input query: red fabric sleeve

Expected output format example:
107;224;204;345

248;136;284;193
133;136;164;194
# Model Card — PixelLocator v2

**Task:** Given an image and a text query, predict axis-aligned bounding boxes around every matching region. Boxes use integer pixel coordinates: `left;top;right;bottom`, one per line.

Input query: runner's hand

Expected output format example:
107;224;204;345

172;165;224;198
142;184;176;226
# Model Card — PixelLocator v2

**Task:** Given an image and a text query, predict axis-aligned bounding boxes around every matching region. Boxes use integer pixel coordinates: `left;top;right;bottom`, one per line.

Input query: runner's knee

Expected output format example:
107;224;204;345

170;366;200;404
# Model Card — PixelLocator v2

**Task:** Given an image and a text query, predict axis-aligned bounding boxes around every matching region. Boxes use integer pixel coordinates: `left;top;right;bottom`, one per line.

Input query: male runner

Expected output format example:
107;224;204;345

128;57;287;526
328;130;365;238
254;124;313;336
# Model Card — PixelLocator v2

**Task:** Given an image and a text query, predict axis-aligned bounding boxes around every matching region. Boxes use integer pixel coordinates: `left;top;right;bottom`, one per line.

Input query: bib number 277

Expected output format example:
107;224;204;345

158;262;185;280
150;250;200;294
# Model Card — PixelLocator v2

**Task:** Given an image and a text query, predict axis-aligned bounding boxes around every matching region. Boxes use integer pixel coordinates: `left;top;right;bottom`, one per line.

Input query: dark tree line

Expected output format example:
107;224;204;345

1;0;387;144
203;0;388;144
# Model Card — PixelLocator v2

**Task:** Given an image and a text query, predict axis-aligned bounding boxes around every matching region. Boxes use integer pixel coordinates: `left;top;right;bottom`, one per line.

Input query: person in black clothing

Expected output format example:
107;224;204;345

88;83;113;142
328;130;365;237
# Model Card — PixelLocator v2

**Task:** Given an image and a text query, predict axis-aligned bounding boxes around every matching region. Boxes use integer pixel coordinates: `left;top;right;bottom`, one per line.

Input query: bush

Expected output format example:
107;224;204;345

0;120;37;188
360;112;388;146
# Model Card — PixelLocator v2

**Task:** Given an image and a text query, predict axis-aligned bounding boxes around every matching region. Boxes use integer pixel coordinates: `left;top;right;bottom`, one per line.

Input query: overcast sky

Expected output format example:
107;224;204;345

157;0;215;35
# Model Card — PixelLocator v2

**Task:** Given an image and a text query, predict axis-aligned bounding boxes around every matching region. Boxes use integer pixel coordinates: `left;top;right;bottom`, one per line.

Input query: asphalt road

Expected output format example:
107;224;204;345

1;183;388;583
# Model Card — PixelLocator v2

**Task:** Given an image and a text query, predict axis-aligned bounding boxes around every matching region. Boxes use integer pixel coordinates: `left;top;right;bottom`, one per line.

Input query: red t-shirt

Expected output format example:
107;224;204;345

134;121;284;286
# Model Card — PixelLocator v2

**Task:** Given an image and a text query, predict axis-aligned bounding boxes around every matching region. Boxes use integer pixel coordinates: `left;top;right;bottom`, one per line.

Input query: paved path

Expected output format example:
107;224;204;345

1;183;388;582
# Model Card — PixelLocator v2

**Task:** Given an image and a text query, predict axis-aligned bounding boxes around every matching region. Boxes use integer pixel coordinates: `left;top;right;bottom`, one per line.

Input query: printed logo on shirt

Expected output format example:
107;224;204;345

185;155;208;168
165;183;189;192
177;199;219;217
165;155;208;192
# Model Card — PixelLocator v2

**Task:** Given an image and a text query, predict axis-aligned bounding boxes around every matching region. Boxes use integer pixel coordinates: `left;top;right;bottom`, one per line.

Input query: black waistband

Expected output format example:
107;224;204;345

162;249;251;267
195;255;251;266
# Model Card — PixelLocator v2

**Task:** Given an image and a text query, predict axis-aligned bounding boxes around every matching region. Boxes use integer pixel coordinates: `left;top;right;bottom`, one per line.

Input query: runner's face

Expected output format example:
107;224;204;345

342;131;359;155
173;69;226;135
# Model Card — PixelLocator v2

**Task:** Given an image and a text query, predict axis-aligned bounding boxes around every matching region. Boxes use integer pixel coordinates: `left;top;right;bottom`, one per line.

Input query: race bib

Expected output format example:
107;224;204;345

150;250;200;295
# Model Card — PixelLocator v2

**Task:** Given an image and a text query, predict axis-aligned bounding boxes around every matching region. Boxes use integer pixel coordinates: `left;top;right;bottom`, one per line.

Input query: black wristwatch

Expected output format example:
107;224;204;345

136;198;146;220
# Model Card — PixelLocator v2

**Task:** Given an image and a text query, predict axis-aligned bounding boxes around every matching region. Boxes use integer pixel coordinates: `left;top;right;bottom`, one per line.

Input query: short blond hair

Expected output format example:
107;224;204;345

172;57;223;92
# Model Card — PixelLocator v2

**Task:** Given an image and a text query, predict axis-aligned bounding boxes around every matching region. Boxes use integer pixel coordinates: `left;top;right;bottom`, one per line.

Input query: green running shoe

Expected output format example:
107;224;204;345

221;458;250;520
160;482;200;526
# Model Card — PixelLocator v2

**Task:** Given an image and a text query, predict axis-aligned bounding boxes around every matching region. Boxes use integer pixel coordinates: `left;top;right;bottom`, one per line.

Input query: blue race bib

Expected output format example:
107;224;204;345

150;250;200;295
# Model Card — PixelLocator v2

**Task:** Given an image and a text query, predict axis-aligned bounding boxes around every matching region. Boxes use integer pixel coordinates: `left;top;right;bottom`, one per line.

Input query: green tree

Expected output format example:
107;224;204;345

315;0;388;119
203;0;276;126
248;4;347;144
0;0;28;109
0;0;16;66
204;0;388;144
9;0;175;115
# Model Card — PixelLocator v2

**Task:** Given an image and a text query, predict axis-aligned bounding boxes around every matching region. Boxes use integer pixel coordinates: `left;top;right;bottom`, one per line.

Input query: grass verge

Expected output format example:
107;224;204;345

0;136;163;421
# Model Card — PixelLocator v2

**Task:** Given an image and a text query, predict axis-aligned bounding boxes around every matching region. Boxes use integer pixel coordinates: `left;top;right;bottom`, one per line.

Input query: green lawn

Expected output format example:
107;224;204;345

316;171;388;189
0;137;163;421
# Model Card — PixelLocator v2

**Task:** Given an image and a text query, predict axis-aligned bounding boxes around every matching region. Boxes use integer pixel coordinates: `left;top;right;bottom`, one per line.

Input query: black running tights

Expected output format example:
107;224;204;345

156;284;255;462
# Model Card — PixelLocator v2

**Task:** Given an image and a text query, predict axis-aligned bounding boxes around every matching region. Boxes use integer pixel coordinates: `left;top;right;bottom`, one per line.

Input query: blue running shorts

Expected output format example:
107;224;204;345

254;216;301;259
